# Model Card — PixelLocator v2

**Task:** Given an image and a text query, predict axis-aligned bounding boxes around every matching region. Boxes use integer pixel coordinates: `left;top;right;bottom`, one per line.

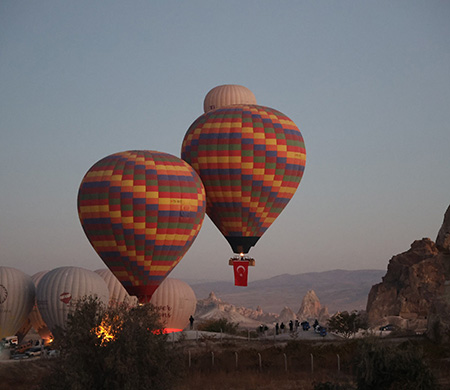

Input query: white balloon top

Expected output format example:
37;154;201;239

203;84;257;112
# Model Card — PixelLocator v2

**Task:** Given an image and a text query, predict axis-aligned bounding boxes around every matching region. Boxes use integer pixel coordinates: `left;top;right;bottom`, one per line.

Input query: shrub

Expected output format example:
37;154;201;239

197;318;239;335
355;339;438;390
328;311;367;338
40;297;181;390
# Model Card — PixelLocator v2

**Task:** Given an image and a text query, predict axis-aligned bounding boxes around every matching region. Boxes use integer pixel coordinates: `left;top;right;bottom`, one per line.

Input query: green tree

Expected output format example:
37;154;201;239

327;311;367;338
40;297;181;390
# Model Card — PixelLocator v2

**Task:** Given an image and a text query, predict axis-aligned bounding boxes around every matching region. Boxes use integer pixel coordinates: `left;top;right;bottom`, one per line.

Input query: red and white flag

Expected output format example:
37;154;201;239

233;261;249;286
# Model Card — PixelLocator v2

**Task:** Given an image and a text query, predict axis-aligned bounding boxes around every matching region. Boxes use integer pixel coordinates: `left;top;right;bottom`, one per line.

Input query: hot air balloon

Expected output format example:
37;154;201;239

150;278;196;333
36;266;109;332
78;150;206;302
29;271;52;340
181;105;306;256
204;84;257;113
95;269;138;307
0;267;35;339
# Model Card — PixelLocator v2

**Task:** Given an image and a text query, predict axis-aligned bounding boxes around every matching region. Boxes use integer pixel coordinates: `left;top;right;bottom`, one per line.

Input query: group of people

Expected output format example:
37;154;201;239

274;319;298;334
271;319;326;336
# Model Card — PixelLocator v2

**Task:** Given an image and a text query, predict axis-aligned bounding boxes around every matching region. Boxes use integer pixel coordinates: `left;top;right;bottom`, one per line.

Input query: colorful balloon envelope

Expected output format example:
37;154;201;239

181;105;306;254
77;150;206;302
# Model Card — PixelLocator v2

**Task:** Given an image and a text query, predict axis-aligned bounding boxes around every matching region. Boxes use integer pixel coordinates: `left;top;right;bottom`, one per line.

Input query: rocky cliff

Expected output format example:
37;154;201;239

366;204;450;340
436;204;450;253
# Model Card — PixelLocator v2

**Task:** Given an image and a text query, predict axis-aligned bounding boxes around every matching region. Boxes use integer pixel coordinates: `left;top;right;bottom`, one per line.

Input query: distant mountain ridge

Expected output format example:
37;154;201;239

190;269;385;314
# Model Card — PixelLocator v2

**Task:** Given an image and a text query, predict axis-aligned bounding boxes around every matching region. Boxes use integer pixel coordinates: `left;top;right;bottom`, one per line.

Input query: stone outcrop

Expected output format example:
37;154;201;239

194;289;330;328
436;204;450;253
278;306;297;323
427;283;450;343
366;204;450;339
366;238;444;331
296;290;329;323
195;292;278;328
428;205;450;342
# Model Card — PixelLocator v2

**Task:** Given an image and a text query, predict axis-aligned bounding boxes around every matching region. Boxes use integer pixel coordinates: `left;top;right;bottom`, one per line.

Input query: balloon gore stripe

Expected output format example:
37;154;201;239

78;150;206;301
182;105;305;254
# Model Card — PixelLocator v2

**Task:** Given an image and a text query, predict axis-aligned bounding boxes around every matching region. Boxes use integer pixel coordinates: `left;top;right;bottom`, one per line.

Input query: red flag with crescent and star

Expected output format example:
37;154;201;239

233;261;249;286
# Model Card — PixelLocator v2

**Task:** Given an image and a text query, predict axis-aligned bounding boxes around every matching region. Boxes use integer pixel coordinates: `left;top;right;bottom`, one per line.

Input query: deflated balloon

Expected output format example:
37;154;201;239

182;105;306;254
204;84;257;113
36;266;109;332
0;267;35;339
95;269;138;307
29;271;52;340
150;278;197;333
78;150;206;302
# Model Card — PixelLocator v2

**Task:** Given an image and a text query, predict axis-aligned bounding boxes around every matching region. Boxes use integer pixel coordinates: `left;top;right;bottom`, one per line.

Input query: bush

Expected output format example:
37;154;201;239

197;318;239;335
40;297;181;390
328;311;367;338
355;340;438;390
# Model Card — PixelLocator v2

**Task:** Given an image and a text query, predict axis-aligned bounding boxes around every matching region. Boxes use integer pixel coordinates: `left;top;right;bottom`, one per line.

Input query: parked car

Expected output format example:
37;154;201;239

25;347;42;357
379;324;395;331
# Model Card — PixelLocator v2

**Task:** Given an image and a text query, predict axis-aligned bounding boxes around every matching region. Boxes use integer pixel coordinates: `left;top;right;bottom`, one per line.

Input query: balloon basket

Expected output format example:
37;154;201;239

229;257;255;266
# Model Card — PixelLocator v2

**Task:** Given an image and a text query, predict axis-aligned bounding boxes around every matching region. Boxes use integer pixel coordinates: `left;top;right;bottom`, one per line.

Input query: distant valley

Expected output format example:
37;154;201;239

189;269;385;314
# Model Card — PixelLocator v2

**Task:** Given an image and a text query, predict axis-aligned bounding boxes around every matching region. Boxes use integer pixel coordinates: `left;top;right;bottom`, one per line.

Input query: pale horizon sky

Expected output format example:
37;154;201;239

1;1;449;284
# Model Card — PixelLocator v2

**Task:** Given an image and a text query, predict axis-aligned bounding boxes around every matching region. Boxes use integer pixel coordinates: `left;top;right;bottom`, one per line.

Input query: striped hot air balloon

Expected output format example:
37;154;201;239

181;105;306;255
77;150;206;302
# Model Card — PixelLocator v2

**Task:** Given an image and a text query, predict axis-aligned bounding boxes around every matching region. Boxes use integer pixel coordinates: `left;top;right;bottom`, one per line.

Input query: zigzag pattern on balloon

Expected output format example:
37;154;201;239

181;105;305;253
78;150;206;301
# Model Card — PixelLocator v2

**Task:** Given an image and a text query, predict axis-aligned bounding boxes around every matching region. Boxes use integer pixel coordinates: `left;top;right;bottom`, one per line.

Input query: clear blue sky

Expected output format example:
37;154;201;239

1;1;449;283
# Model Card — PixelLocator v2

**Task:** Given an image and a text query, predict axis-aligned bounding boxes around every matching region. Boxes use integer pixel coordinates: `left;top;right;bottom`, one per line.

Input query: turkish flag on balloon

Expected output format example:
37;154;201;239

233;261;249;286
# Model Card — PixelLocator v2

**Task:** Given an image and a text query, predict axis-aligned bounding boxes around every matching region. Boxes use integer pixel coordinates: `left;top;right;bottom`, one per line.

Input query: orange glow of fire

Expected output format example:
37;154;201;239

163;328;182;334
94;315;121;346
151;328;183;335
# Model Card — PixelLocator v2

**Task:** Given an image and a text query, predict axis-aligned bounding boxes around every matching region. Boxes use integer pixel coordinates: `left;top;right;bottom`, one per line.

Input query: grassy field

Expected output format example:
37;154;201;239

1;336;449;390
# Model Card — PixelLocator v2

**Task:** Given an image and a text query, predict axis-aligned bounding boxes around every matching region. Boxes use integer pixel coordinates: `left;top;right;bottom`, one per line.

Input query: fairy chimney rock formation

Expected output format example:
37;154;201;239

296;290;329;323
278;306;297;323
